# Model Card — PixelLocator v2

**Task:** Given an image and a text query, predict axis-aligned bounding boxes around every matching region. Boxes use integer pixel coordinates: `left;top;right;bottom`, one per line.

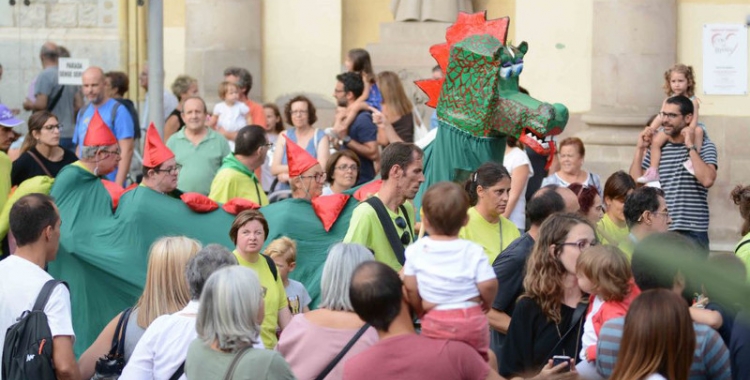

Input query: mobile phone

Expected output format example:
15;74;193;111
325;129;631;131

552;355;571;372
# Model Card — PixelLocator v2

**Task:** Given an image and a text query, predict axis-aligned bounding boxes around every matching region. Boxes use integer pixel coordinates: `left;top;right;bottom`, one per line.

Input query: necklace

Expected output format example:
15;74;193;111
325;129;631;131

555;323;565;356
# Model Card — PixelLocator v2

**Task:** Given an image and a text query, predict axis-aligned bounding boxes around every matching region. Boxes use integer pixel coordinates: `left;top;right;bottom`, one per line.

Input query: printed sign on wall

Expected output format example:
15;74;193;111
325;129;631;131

702;24;748;95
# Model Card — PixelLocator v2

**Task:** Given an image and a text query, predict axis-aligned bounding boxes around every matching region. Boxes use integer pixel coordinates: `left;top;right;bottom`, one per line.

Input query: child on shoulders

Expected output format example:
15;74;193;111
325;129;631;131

403;181;498;361
211;81;253;151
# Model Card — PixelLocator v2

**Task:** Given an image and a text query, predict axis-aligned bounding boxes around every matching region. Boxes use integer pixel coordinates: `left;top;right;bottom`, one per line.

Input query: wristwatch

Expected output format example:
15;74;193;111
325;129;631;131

342;136;352;146
687;145;697;152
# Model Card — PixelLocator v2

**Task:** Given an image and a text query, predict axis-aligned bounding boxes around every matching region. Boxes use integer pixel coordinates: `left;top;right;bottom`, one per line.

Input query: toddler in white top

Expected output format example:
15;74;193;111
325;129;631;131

403;181;498;360
211;81;251;151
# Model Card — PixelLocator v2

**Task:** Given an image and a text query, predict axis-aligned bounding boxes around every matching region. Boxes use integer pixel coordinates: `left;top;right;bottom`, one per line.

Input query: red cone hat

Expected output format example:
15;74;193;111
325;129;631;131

143;123;175;167
83;109;117;147
284;134;318;177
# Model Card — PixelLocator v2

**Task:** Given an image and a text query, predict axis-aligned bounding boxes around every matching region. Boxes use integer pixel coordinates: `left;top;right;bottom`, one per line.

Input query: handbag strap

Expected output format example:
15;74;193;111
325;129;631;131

27;151;53;177
314;324;370;380
544;301;587;362
364;197;407;265
109;307;133;357
735;239;750;254
169;361;185;380
46;86;65;111
222;346;253;380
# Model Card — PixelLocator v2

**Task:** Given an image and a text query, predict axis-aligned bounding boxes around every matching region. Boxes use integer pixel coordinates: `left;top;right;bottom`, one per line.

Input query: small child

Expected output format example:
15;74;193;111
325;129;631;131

334;48;382;137
403;181;498;360
211;81;252;151
576;245;640;363
638;64;704;184
265;237;311;315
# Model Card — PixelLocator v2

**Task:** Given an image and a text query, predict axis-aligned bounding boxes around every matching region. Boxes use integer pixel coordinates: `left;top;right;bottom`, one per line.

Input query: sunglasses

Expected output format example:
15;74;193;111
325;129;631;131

395;216;412;245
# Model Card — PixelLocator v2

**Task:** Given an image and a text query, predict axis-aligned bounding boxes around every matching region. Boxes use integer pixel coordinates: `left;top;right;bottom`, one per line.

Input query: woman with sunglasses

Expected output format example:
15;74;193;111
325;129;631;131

500;213;596;379
323;150;361;195
459;162;520;263
11;111;77;186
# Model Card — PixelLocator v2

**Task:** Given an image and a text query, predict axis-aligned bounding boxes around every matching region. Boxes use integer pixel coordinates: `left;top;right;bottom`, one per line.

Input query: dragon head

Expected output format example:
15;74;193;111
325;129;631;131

415;12;568;158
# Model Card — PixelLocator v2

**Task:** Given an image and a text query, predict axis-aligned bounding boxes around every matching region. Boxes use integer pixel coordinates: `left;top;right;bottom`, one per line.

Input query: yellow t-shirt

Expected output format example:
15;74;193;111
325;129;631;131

459;207;521;263
0;152;11;214
735;232;750;282
208;167;269;206
233;250;287;348
597;213;629;246
343;197;416;271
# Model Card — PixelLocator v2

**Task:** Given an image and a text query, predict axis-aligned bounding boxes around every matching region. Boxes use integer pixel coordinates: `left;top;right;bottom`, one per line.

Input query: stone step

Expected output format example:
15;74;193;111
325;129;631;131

365;42;438;69
378;21;450;44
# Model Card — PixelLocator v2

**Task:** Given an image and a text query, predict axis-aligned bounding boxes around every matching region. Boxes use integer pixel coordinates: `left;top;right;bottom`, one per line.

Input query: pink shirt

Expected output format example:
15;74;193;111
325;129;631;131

276;313;378;380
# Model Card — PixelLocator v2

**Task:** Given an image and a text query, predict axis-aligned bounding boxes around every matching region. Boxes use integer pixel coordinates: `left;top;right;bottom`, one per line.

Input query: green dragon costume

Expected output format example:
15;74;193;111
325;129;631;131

0;11;567;356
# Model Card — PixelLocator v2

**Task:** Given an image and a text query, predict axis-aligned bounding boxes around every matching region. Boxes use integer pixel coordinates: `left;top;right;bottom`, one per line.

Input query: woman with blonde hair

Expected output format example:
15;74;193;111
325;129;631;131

610;289;695;380
501;213;597;379
163;75;199;141
78;236;202;379
374;71;415;145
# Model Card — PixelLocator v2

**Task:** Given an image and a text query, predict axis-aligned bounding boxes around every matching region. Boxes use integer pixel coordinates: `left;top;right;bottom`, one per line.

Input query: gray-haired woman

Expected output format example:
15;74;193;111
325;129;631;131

276;243;378;380
185;266;295;379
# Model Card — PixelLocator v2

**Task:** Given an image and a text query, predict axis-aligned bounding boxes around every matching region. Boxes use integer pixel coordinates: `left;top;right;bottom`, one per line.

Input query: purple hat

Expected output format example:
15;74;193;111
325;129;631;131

0;104;23;128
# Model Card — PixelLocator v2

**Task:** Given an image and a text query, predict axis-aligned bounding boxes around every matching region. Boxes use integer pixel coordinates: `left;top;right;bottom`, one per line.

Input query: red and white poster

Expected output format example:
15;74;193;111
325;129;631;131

702;24;748;95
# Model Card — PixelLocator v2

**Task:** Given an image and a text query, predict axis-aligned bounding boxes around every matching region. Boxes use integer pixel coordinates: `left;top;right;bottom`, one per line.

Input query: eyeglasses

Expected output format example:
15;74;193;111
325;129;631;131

100;148;121;156
659;112;681;120
651;210;670;218
300;172;327;183
335;164;358;172
559;239;598;252
395;216;412;245
155;164;183;174
42;124;62;131
263;142;274;148
291;110;308;115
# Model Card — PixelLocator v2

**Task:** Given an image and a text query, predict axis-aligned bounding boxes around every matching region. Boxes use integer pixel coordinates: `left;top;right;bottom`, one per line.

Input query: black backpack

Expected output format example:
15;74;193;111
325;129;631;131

2;280;68;380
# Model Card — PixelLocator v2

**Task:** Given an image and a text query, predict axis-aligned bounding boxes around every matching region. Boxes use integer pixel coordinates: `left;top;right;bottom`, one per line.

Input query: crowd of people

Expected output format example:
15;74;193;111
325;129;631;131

0;41;749;380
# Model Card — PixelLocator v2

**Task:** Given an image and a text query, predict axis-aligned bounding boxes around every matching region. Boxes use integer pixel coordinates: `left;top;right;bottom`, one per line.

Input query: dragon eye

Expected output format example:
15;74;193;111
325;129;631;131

512;62;524;76
500;66;512;79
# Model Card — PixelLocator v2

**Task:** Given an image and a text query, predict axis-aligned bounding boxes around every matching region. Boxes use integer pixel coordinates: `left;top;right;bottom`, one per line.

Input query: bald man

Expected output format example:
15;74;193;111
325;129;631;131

73;66;135;185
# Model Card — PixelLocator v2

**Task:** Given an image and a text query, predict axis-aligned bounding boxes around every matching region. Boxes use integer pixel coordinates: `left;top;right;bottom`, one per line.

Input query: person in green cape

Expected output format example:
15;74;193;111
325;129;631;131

140;123;183;198
208;125;270;206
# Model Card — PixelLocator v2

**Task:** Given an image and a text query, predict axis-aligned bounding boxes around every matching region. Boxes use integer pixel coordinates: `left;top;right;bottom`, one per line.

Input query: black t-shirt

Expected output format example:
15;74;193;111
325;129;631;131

500;297;583;378
492;233;536;315
392;112;414;143
11;147;78;186
525;146;550;202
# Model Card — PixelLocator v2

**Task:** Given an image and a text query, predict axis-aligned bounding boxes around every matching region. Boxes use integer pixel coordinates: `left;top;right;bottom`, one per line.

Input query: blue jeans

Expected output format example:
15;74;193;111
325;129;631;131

674;230;710;256
59;138;76;153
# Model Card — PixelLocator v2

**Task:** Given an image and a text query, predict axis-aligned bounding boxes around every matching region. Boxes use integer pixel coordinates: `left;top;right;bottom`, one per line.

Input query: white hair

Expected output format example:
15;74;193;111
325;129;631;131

196;266;263;352
319;243;374;311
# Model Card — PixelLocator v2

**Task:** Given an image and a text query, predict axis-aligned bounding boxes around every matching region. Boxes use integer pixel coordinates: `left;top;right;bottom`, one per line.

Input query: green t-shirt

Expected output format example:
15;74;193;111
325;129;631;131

233;251;287;349
185;339;295;380
343;196;416;271
735;232;750;282
459;206;520;263
597;213;629;246
166;129;230;195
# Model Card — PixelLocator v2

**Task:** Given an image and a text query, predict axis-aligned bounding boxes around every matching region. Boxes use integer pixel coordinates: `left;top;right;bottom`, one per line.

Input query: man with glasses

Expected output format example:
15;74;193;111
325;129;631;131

619;186;671;258
344;142;424;271
284;135;326;201
65;109;121;181
209;125;270;205
629;95;717;252
140;124;182;198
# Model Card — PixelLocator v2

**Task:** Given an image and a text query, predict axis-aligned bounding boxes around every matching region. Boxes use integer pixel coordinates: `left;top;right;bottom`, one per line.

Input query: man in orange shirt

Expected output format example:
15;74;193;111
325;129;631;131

223;67;266;129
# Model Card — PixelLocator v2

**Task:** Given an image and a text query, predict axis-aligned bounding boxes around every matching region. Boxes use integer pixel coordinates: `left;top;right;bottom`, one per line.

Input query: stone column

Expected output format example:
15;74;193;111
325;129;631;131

579;0;677;148
184;0;262;106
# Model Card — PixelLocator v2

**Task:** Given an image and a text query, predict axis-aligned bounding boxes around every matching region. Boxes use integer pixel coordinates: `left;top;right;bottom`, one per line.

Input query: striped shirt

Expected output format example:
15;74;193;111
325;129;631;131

596;317;731;380
642;137;717;232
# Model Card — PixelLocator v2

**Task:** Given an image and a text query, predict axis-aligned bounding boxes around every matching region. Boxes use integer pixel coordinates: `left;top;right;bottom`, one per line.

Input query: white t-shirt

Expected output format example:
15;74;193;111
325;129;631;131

121;301;263;380
403;237;495;305
503;147;533;230
213;101;250;151
0;255;75;374
579;295;604;361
